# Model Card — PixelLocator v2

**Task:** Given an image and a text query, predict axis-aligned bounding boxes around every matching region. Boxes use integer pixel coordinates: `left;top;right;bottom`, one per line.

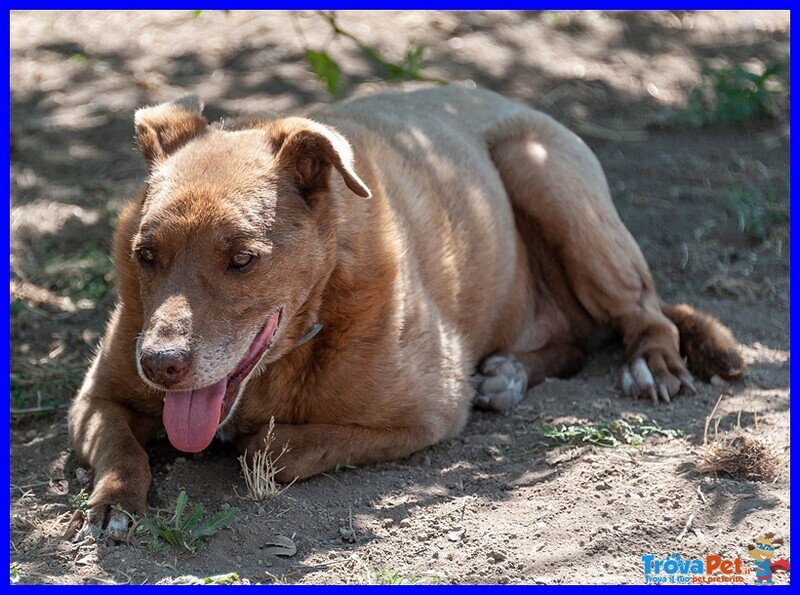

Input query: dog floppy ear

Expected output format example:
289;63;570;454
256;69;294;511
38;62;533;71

274;118;371;199
134;94;208;165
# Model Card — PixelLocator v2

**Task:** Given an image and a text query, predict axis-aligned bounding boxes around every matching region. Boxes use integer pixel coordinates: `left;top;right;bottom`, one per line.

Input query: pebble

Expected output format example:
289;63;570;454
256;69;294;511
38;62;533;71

399;518;411;528
381;518;394;528
24;429;37;441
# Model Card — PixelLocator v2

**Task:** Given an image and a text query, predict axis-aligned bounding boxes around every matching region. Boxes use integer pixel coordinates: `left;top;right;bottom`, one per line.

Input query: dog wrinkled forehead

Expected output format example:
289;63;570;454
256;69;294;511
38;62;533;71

149;129;277;191
141;129;280;222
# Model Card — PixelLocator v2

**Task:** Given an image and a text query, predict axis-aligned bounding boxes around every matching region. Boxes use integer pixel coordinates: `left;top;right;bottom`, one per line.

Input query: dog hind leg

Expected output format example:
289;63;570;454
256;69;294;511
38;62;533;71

488;117;700;402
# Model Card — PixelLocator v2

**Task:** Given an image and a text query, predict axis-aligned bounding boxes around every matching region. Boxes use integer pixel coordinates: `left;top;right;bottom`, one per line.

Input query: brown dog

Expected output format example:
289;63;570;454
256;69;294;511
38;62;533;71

67;86;744;539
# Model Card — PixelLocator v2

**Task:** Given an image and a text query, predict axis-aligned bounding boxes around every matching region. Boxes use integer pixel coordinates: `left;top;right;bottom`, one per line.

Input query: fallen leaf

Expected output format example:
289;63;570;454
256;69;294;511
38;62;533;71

263;535;297;557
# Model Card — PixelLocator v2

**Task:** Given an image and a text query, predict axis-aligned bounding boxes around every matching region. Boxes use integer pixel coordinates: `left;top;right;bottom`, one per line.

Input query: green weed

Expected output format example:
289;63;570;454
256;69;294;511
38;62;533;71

41;245;114;307
539;10;601;32
727;180;789;244
68;489;90;515
10;364;85;412
305;50;345;97
334;455;358;473
295;11;444;97
375;569;440;585
201;572;242;585
682;60;787;127
538;416;683;448
136;491;237;554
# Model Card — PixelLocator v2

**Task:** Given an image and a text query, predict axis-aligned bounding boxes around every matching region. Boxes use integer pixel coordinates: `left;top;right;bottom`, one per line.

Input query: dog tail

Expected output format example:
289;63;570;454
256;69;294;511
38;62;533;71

661;302;747;382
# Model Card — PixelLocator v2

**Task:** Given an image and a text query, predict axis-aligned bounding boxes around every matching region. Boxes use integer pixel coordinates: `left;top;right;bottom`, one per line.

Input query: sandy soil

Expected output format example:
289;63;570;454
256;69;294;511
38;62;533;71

10;10;790;585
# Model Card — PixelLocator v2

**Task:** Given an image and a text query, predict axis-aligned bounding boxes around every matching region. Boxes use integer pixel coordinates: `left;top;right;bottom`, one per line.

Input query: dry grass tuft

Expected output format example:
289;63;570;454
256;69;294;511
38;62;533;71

698;395;785;482
237;418;295;501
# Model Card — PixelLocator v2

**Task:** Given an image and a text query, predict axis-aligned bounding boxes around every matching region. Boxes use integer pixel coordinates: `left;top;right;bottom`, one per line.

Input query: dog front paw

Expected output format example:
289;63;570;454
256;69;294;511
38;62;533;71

64;473;147;543
66;504;137;543
620;351;695;404
473;354;528;413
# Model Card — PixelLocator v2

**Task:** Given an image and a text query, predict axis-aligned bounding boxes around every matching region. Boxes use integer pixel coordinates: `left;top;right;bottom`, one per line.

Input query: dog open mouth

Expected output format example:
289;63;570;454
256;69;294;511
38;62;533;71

162;309;281;453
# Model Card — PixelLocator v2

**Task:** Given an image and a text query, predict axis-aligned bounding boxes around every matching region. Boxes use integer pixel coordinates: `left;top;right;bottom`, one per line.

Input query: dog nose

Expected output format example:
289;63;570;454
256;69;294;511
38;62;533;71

140;348;191;388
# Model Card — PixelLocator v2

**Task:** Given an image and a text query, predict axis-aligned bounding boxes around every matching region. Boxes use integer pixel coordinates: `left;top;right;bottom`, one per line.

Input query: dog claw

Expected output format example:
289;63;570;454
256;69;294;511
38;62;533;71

621;356;694;403
105;509;133;541
64;504;134;543
67;510;103;543
621;368;640;399
648;386;659;405
680;373;696;394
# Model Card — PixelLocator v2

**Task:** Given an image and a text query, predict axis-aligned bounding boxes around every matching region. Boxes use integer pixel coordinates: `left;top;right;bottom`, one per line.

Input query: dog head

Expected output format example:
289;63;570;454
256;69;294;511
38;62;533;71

127;95;370;452
748;533;784;561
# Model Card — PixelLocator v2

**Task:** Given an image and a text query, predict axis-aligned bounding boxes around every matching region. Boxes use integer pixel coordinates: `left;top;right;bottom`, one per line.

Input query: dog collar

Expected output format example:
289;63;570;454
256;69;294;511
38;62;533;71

295;323;323;347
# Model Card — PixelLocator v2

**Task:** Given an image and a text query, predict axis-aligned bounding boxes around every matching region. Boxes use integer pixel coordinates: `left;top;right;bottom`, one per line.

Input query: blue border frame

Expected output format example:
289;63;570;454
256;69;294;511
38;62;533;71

5;4;795;590
4;2;798;9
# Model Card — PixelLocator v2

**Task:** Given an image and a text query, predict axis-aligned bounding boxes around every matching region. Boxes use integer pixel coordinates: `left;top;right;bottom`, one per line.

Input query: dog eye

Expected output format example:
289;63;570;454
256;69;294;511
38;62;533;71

138;247;156;264
229;252;254;269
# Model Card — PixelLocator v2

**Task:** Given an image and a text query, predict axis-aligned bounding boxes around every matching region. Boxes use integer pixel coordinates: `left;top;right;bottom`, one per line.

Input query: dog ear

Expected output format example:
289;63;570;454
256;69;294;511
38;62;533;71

134;94;208;165
274;119;371;200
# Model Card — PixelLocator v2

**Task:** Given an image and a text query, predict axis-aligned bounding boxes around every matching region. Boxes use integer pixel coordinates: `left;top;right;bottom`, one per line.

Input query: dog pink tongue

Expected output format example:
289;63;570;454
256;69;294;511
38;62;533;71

163;379;227;453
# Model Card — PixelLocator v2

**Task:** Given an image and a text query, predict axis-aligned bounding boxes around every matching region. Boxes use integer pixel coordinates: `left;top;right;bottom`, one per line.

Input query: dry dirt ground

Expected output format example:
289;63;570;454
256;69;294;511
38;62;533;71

10;11;790;585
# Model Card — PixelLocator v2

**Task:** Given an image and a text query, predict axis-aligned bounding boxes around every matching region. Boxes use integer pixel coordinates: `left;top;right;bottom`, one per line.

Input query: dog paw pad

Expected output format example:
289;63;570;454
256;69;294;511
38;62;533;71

473;355;528;413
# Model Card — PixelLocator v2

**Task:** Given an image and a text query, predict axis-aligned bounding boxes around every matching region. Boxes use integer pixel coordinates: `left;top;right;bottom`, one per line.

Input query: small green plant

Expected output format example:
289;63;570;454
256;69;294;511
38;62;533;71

136;491;236;554
378;568;444;585
188;10;443;97
727;181;789;244
295;11;444;97
68;489;90;515
10;565;21;584
684;60;788;127
538;417;683;448
202;572;242;585
539;10;601;32
334;454;358;473
41;245;114;307
10;363;85;412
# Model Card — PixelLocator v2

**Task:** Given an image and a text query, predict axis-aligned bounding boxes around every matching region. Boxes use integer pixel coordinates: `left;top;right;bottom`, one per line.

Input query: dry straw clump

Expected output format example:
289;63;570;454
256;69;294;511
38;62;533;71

238;417;295;501
698;395;785;482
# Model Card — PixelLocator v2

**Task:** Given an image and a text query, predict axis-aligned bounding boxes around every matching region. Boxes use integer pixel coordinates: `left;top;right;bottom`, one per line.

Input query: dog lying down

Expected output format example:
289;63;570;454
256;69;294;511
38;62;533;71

67;86;745;540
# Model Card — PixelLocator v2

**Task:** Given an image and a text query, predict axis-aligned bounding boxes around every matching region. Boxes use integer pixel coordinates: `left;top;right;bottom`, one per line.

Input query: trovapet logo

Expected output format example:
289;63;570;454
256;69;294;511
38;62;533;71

642;553;749;584
642;533;790;585
747;533;790;585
